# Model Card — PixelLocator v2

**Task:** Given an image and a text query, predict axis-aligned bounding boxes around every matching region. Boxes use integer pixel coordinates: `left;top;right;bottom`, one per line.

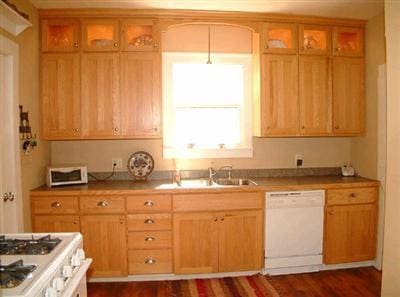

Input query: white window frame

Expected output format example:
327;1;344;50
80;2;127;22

162;52;253;159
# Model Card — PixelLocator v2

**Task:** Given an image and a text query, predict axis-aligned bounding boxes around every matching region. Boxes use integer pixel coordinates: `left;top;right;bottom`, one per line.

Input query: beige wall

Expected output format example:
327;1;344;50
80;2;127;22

51;137;351;171
381;1;400;296
1;0;50;231
351;13;385;179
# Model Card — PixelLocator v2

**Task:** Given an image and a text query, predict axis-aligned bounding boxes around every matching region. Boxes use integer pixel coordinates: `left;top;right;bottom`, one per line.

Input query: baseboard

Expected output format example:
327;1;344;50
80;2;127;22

321;260;376;271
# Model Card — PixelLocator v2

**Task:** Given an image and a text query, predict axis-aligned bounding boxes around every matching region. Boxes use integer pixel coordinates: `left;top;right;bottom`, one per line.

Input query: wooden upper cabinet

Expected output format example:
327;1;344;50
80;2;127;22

120;53;161;138
81;53;121;138
121;20;160;52
299;24;331;55
332;57;365;135
260;54;299;136
41;54;81;139
333;26;364;57
299;56;332;135
82;19;120;51
42;19;80;52
262;23;297;54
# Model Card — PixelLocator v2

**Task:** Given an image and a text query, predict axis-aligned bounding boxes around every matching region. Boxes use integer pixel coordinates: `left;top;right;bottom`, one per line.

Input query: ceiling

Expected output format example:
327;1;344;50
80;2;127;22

31;0;384;20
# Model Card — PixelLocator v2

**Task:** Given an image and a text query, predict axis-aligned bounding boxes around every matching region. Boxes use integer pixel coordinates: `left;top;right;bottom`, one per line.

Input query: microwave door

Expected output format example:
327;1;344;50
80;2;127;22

51;169;82;183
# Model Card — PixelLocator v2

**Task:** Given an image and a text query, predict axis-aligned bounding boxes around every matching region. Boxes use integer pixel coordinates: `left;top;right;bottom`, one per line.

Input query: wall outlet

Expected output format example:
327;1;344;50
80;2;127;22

295;154;303;167
111;158;123;169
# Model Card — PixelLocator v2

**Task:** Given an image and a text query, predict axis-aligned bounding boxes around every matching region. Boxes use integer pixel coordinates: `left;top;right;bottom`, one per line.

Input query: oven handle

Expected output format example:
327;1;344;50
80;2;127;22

60;258;92;297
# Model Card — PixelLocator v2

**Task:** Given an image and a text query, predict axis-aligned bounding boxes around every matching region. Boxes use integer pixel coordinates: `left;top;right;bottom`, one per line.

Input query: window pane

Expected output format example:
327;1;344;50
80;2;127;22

173;107;240;147
172;63;244;106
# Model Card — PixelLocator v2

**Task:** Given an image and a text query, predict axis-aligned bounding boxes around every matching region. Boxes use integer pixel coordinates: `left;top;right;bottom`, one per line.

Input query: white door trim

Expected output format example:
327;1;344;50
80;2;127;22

0;34;24;232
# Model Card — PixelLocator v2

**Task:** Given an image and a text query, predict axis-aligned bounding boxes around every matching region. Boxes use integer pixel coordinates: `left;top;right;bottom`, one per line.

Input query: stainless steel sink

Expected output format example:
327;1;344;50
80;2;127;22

177;179;214;188
175;178;257;188
214;178;258;186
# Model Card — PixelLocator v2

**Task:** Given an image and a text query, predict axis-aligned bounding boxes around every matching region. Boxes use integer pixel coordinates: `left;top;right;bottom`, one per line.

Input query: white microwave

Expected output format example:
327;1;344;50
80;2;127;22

46;165;88;187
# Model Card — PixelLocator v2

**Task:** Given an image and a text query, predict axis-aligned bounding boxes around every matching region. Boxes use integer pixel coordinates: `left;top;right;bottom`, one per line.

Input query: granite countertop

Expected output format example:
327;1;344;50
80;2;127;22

31;175;379;196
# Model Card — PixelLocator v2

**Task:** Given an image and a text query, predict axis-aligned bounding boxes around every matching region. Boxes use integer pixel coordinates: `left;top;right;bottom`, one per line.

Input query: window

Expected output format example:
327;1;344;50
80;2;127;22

163;52;252;158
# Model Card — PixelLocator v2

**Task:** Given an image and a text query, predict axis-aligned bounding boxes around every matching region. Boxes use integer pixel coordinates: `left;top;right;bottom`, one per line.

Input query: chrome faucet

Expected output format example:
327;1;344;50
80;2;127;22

208;165;233;180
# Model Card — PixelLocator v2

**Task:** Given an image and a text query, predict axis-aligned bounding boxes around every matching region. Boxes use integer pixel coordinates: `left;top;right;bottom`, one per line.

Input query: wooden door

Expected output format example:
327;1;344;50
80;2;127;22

218;210;263;272
333;26;364;57
299;56;332;135
33;215;80;232
121;20;160;52
41;19;80;52
332;57;365;135
81;53;120;138
299;24;331;56
261;54;299;136
324;204;377;264
120;53;161;138
82;19;120;52
173;212;219;274
81;215;127;277
262;23;298;54
41;54;81;139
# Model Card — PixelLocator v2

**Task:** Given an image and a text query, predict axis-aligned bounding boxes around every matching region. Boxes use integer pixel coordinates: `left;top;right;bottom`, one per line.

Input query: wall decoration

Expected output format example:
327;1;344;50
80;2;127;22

19;105;37;154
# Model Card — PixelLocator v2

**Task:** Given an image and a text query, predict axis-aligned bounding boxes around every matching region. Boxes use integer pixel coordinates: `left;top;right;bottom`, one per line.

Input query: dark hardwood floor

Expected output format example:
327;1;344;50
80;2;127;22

87;267;382;297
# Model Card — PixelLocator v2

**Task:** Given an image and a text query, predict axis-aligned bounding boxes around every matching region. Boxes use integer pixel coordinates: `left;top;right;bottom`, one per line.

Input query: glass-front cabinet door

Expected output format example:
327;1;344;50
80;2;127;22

333;26;364;57
121;20;159;51
262;23;298;54
41;19;80;52
82;19;120;51
299;24;331;55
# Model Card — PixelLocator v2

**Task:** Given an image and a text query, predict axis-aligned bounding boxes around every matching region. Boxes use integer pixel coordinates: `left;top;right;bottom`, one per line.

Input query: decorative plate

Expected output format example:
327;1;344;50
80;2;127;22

127;151;154;180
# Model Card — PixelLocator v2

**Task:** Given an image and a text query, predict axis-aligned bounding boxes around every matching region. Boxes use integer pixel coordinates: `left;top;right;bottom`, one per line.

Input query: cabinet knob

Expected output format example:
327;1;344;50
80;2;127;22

328;210;334;215
74;128;79;132
153;43;159;48
264;44;269;49
301;126;305;130
144;200;154;207
335;126;339;130
300;46;305;50
73;42;79;48
145;258;156;264
349;193;357;198
97;201;109;207
145;236;155;241
335;47;341;51
153;127;158;132
73;219;79;224
213;217;218;222
114;42;119;47
114;127;119;132
120;219;125;224
144;218;154;224
51;201;61;208
220;217;224;221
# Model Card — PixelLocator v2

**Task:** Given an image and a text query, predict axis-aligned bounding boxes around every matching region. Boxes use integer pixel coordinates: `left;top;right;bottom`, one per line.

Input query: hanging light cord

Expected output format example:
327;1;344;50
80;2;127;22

207;25;212;64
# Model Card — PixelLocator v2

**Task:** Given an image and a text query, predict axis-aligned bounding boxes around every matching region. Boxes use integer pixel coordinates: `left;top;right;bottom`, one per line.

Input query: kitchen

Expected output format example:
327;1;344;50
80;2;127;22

0;0;399;296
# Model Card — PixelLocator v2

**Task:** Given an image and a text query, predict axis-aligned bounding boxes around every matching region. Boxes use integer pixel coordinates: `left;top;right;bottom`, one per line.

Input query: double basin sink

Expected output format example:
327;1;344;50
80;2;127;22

177;178;258;188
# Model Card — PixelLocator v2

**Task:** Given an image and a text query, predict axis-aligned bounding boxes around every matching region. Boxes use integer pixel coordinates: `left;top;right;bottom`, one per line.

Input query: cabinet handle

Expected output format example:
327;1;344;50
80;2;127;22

97;201;109;207
74;128;79;132
114;42;119;47
220;217;224;221
144;200;154;207
213;217;218;222
73;219;79;224
153;43;159;48
51;201;61;208
114;127;119;132
120;219;125;224
349;193;357;198
145;236;155;241
328;210;334;215
73;42;79;48
264;44;269;49
144;218;154;224
335;47;341;52
145;258;156;264
301;126;305;130
335;126;339;130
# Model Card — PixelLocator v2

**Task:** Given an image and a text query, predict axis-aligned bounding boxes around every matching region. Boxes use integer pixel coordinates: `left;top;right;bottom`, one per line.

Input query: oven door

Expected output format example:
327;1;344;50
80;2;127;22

60;258;92;297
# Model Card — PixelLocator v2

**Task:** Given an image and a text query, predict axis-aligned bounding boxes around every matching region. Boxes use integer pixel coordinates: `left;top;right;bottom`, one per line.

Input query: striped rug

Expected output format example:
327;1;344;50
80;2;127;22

167;274;280;297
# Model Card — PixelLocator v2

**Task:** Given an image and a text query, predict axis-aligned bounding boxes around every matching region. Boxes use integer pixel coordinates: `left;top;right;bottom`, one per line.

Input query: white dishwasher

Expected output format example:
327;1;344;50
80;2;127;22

264;190;325;275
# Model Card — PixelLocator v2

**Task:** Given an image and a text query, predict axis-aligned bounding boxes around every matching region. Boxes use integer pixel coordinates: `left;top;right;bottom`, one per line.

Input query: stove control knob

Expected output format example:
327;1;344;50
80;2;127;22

53;277;64;292
62;265;73;278
44;287;58;297
76;248;85;260
71;254;81;266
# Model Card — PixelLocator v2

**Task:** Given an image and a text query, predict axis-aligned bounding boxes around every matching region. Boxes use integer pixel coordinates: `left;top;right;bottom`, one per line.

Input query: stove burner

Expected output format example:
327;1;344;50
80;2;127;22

0;260;37;288
0;235;61;255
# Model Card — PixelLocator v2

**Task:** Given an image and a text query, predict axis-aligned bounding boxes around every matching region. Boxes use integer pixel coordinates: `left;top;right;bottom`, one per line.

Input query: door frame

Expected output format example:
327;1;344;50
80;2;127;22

0;34;24;232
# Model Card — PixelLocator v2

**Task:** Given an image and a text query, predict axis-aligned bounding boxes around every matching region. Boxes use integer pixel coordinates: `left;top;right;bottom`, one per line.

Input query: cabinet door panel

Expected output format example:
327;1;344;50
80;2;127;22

33;215;80;232
219;210;263;272
261;54;299;136
324;204;377;264
81;215;127;277
299;24;331;56
120;53;161;137
333;27;364;57
42;19;80;52
41;54;80;139
173;213;219;274
82;19;120;52
81;53;120;138
299;56;332;135
262;23;298;54
332;58;364;135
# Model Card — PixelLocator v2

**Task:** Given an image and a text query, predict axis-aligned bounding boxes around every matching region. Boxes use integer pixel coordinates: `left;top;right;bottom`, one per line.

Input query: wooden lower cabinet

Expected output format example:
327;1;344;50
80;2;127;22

80;215;127;277
173;210;263;274
33;215;80;232
324;203;377;264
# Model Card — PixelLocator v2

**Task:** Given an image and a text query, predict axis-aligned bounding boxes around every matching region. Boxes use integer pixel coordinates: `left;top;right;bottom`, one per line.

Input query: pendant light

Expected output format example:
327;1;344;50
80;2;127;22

206;25;212;64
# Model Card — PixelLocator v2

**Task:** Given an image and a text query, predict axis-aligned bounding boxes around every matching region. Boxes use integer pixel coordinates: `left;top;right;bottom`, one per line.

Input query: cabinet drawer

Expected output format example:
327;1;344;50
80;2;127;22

127;213;172;231
128;249;172;274
32;196;79;214
173;192;262;212
127;195;171;213
327;187;378;205
128;231;172;249
80;196;125;213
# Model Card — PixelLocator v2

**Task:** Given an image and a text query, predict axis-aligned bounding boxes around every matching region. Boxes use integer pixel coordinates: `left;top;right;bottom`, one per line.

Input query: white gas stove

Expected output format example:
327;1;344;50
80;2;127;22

0;233;92;297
